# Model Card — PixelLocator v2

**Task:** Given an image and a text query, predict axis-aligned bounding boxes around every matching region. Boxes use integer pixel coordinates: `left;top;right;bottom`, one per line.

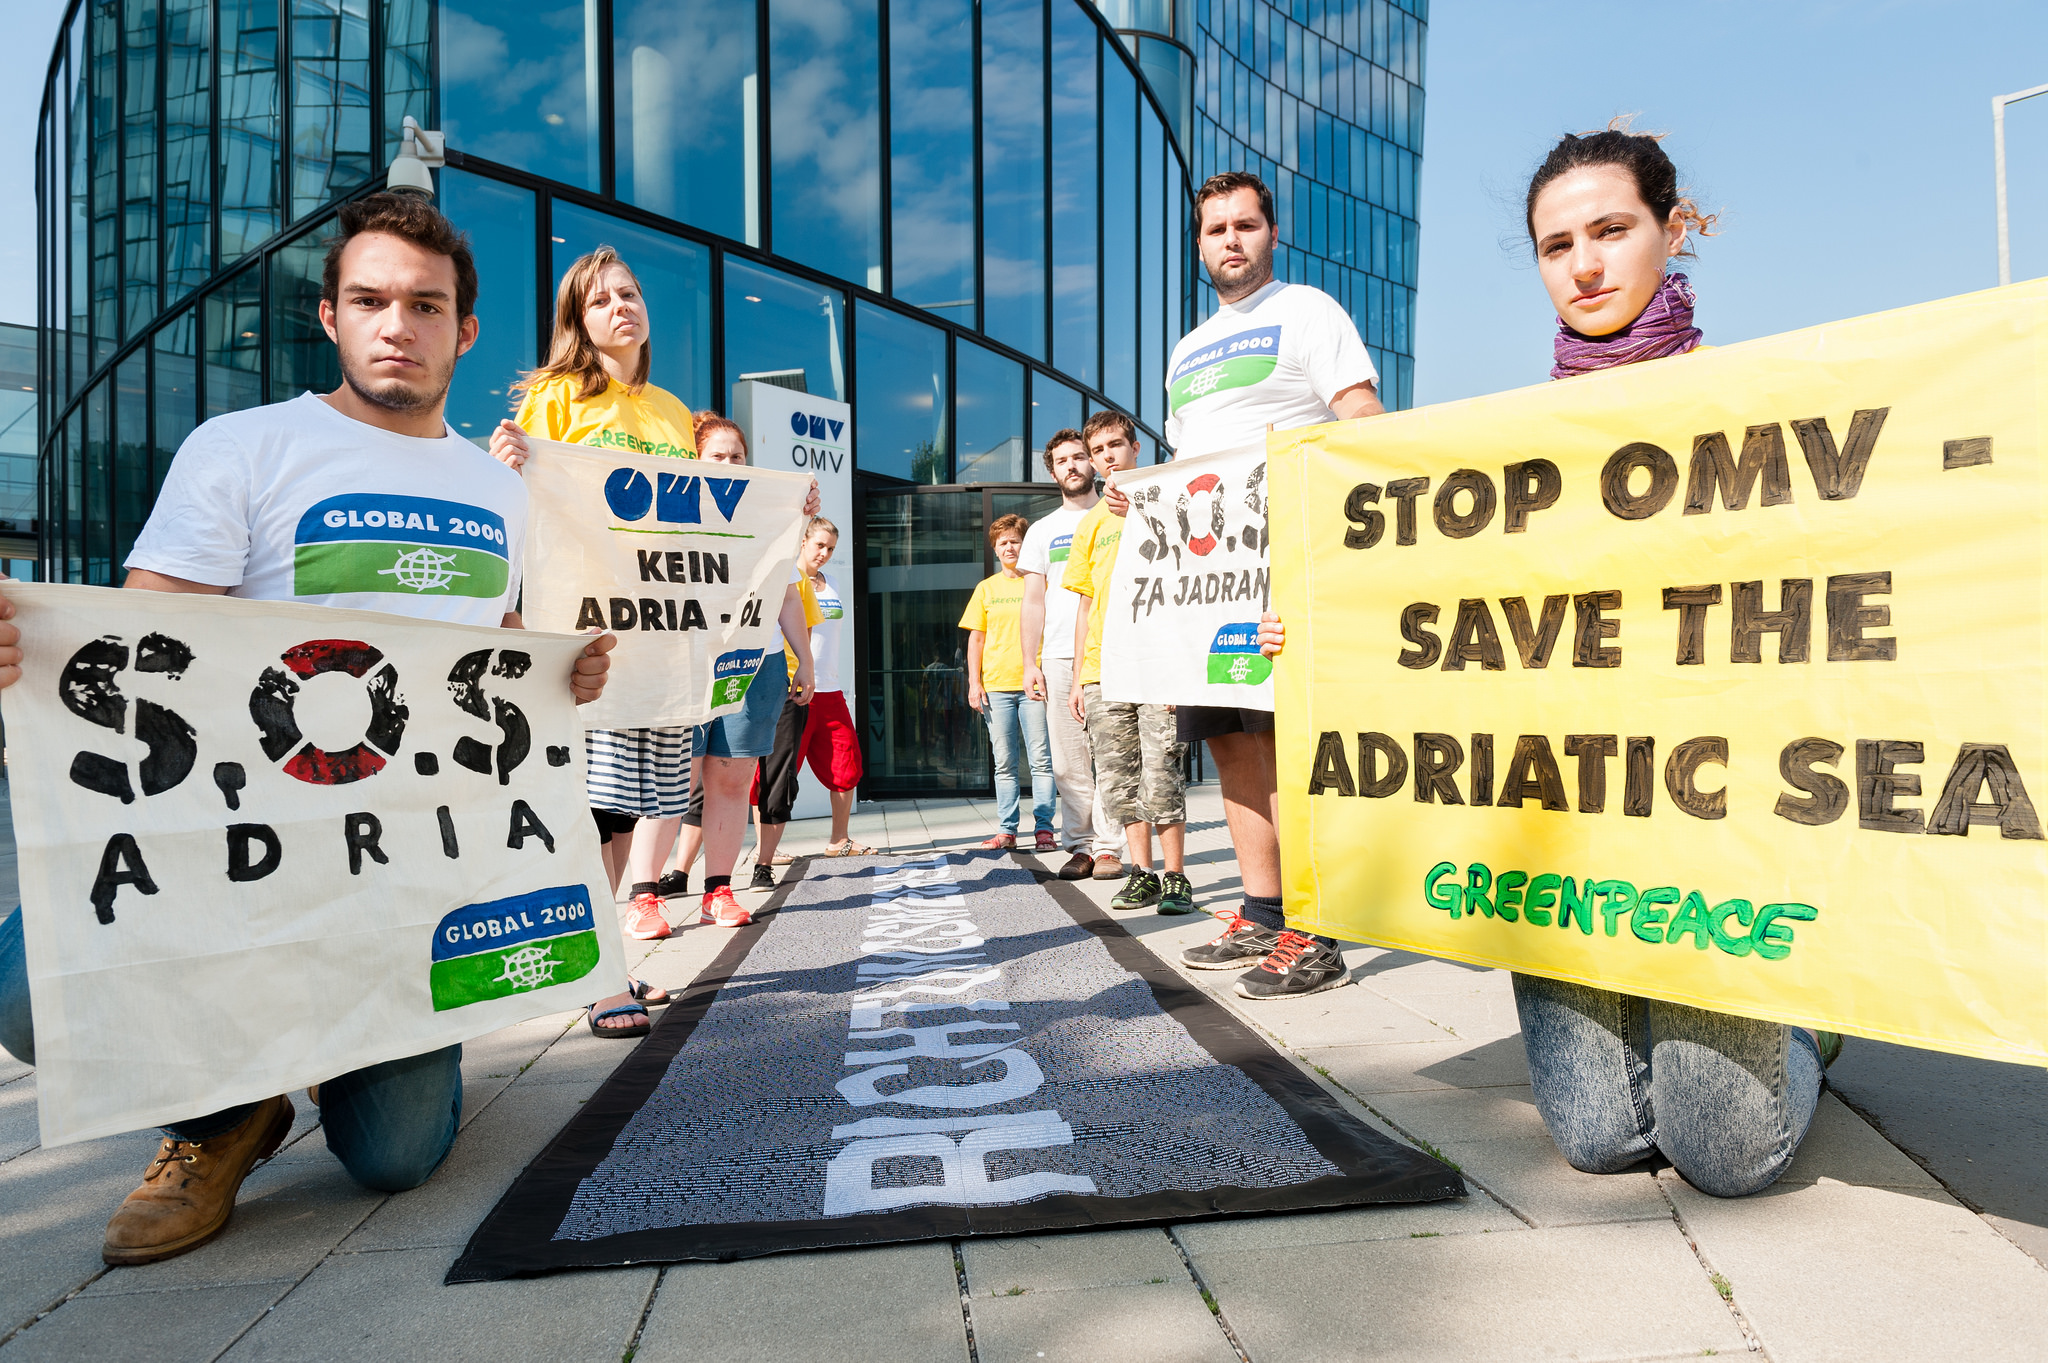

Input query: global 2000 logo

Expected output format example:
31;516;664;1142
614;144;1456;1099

1207;622;1272;686
294;494;511;599
709;648;767;707
431;885;600;1011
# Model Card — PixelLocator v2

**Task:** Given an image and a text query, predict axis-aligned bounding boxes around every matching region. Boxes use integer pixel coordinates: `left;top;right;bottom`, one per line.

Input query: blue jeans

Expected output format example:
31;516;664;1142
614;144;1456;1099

984;690;1055;835
1512;971;1821;1198
0;906;461;1192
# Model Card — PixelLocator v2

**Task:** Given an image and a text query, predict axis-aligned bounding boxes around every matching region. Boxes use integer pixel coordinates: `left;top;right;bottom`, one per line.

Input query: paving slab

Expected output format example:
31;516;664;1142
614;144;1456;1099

970;1282;1238;1363
1211;978;1455;1050
1668;1177;2048;1362
220;1247;653;1362
1172;1191;1523;1254
340;1085;596;1253
84;1156;382;1295
635;1243;967;1363
1303;1035;1531;1097
0;1281;284;1362
0;1131;164;1332
0;1074;36;1163
1823;1037;2048;1264
1192;1219;1747;1363
962;1228;1188;1295
1432;1134;1669;1228
1360;1083;1549;1145
1771;1092;1943;1190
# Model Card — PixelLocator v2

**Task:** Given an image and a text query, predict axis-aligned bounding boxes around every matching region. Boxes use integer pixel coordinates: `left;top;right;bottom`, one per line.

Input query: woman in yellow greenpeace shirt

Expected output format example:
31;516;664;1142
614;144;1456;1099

960;514;1056;851
487;246;694;1038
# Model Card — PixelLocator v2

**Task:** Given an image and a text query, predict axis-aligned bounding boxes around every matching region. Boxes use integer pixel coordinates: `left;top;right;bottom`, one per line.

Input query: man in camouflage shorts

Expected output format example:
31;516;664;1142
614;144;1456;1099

1066;412;1195;915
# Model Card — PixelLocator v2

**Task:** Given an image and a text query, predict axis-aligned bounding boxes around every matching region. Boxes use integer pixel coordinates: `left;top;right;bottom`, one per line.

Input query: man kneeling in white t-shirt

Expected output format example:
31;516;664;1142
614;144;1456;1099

0;192;615;1267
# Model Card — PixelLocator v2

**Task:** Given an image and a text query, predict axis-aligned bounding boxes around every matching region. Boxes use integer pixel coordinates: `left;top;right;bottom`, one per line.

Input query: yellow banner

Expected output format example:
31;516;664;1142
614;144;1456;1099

1271;281;2047;1065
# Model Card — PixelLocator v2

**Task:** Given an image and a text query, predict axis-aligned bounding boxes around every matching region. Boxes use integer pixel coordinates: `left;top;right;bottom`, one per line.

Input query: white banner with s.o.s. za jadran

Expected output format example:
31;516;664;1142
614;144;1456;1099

2;584;621;1146
1098;444;1273;709
519;439;813;731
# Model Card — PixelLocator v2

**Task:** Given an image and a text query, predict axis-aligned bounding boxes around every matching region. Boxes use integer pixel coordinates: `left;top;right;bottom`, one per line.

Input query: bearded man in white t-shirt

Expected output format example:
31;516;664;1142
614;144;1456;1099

1019;430;1125;880
0;192;615;1268
1161;171;1385;1001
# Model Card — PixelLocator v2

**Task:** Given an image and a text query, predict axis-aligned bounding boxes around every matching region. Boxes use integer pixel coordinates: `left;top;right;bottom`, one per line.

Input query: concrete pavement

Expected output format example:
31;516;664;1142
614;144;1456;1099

0;780;2043;1361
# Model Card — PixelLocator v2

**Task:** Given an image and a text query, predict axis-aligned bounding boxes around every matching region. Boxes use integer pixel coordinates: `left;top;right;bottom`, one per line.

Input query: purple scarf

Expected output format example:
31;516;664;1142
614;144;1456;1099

1551;272;1703;379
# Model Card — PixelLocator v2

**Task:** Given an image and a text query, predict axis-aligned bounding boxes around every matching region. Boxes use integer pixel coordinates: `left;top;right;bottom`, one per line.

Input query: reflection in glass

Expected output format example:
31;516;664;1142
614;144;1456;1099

1030;372;1082;470
205;264;264;419
615;0;757;244
269;226;339;403
439;0;597;190
380;0;431;160
0;325;38;530
123;0;160;339
768;0;881;289
980;0;1044;358
854;302;946;483
84;380;111;583
723;257;846;409
289;0;374;220
67;5;88;396
887;0;973;326
863;488;986;794
1049;2;1098;387
1139;113;1163;434
1101;47;1137;412
955;341;1024;484
551;202;712;414
64;409;83;581
164;0;213;305
152;309;199;494
219;0;283;261
115;351;149;571
437;171;535;441
89;0;118;361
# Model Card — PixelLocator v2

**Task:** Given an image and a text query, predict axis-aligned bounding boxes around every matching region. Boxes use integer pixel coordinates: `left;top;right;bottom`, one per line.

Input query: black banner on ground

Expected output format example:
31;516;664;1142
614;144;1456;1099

449;852;1463;1281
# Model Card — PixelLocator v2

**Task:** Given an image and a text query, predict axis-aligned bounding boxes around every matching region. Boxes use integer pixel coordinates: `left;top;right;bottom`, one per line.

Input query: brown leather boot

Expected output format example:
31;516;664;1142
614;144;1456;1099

101;1094;295;1266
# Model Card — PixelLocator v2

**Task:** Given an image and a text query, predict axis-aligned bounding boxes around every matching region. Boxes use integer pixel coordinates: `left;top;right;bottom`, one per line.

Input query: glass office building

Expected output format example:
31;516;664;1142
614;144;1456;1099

33;0;1424;795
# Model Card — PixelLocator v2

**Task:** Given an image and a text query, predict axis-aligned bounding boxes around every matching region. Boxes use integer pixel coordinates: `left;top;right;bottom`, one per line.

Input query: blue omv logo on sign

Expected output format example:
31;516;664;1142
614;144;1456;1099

603;469;752;525
790;411;846;443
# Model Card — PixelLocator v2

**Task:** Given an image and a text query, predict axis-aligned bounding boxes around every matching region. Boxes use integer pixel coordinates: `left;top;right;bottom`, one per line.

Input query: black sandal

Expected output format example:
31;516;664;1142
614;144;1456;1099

628;977;672;1008
586;1002;650;1039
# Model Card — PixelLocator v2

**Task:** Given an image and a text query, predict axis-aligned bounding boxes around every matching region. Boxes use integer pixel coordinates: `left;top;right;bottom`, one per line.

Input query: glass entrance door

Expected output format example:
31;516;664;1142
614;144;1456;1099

860;482;1065;796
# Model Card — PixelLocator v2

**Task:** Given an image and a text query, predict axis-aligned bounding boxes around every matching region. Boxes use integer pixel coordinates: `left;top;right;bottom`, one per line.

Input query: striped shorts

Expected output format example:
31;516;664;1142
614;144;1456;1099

585;727;692;818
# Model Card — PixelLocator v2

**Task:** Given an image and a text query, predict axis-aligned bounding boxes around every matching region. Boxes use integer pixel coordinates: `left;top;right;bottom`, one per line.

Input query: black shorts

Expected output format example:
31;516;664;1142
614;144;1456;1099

591;807;639;843
1176;705;1276;745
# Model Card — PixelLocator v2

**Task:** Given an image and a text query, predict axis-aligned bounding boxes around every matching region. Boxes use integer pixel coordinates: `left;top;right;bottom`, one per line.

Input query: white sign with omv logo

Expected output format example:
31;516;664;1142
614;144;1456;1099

736;382;857;819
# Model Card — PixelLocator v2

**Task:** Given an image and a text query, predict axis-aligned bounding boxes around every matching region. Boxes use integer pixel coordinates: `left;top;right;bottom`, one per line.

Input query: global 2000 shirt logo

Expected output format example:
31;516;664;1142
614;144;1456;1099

1168;325;1282;414
295;494;511;599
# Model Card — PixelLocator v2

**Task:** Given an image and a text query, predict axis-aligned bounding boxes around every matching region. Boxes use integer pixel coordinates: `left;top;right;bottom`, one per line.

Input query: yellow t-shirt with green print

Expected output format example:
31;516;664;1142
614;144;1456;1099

1064;498;1125;686
512;373;698;459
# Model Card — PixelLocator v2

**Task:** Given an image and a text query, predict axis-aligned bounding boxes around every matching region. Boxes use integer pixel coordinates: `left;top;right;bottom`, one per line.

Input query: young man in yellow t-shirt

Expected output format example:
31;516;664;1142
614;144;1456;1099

1065;412;1194;914
960;514;1057;850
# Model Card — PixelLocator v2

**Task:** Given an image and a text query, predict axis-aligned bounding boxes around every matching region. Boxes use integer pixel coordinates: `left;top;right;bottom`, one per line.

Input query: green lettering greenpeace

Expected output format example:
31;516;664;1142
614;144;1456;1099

1420;861;1816;962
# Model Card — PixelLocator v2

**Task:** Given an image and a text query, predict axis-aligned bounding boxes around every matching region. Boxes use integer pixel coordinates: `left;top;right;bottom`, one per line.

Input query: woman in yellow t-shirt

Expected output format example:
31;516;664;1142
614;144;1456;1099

960;513;1056;851
488;246;695;1038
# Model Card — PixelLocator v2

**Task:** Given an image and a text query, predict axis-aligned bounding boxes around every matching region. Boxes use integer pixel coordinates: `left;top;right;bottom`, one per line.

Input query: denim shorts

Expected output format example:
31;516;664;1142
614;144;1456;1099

693;653;790;761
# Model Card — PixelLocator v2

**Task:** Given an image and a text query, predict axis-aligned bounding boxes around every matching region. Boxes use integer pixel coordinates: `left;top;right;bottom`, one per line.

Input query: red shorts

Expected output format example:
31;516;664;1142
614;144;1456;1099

798;689;863;791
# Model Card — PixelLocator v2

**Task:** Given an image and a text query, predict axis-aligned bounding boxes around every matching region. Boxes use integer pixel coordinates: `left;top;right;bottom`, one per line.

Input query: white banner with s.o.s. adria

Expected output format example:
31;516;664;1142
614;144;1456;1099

519;439;813;731
1;584;621;1146
1098;444;1273;709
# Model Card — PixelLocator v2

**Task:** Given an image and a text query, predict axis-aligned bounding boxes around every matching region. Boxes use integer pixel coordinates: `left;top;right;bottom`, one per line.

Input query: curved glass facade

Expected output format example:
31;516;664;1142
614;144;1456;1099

32;0;1422;789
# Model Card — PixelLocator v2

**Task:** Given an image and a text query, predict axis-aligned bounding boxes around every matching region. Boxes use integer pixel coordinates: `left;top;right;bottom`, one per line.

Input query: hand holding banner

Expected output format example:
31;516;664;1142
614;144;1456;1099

2;584;621;1146
1099;445;1274;708
1271;281;2047;1065
519;439;813;729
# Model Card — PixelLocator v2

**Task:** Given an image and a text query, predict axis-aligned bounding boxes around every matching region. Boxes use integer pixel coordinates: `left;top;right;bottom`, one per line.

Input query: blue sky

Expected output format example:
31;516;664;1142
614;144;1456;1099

3;1;2045;407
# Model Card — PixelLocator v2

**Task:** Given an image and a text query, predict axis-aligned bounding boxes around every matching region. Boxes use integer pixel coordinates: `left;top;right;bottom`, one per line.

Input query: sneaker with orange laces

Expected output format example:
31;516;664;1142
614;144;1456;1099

701;884;752;927
978;832;1017;850
1233;930;1349;1000
624;892;671;940
1034;830;1058;852
1178;912;1282;970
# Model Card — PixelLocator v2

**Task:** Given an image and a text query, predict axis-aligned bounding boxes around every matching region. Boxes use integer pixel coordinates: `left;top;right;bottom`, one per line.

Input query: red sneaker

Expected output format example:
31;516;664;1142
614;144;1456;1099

978;833;1017;850
1034;830;1058;852
702;885;751;927
624;892;670;940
